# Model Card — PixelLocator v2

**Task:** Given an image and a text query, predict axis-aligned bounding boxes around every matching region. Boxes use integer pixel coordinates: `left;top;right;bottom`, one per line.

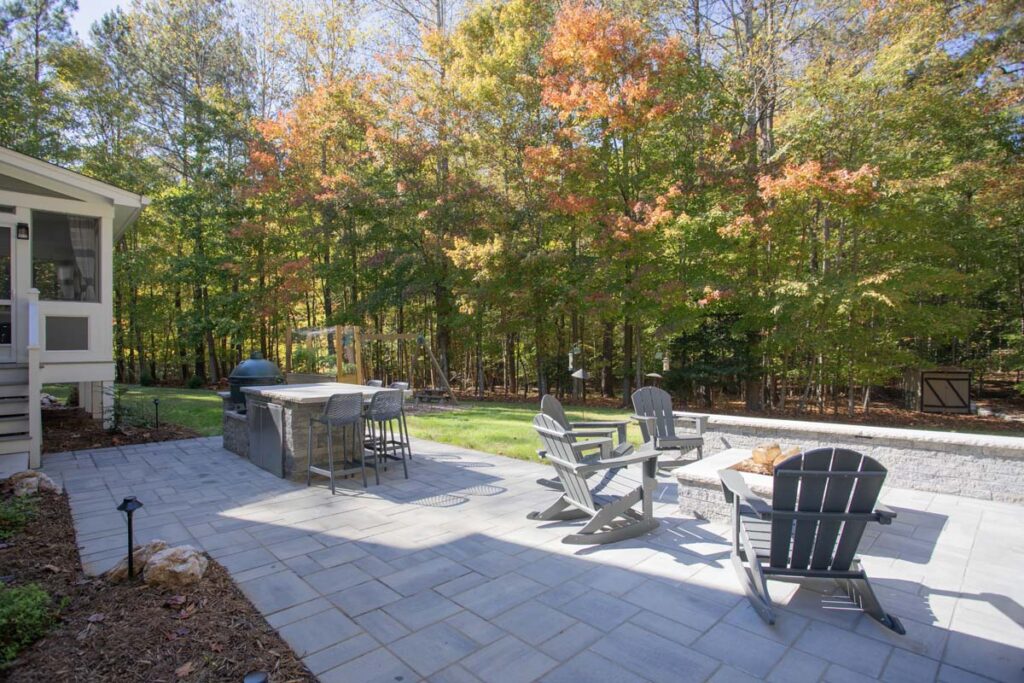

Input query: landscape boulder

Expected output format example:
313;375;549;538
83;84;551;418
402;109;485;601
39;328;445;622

8;470;60;497
143;545;209;589
104;539;169;582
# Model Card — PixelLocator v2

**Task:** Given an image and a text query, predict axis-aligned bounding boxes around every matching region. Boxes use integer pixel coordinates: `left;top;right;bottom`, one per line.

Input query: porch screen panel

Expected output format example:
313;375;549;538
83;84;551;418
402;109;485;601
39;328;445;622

31;211;100;303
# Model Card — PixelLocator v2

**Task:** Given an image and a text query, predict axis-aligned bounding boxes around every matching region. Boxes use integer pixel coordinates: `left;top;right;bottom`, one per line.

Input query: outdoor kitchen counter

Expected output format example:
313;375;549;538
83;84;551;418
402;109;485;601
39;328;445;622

241;382;387;405
238;383;391;480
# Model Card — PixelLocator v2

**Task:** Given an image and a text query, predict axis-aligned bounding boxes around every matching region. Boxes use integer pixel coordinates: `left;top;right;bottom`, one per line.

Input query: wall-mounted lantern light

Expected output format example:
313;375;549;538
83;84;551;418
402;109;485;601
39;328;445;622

16;223;29;240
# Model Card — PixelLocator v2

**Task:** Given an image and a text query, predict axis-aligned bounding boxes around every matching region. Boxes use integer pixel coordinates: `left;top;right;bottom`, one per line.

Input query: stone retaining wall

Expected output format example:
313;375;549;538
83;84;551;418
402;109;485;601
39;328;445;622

683;413;1024;503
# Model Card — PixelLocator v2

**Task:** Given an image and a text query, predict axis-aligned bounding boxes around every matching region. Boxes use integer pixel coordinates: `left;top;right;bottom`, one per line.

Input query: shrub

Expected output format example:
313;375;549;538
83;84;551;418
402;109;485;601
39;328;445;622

102;386;154;432
139;370;154;387
0;496;37;541
186;374;205;389
0;584;54;663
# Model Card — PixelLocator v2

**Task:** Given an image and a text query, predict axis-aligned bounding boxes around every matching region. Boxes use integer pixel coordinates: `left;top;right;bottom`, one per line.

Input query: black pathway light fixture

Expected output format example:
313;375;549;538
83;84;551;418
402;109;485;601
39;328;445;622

153;397;160;428
115;496;144;578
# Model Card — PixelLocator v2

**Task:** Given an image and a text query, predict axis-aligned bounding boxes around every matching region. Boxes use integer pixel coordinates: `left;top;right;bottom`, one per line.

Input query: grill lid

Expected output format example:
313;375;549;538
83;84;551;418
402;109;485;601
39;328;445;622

229;352;283;382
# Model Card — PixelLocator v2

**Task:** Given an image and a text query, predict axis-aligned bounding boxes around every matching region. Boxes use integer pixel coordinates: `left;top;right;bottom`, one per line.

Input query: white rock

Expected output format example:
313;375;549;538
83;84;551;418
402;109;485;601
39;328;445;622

104;539;169;582
143;545;209;588
8;470;60;497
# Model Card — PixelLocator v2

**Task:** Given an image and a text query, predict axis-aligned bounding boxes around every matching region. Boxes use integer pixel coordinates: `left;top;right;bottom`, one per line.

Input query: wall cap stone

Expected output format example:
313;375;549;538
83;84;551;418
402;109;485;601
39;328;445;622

676;412;1024;457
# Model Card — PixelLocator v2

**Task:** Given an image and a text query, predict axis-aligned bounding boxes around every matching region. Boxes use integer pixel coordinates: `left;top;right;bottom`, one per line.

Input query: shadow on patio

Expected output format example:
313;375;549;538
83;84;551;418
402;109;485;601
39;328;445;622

44;436;1024;683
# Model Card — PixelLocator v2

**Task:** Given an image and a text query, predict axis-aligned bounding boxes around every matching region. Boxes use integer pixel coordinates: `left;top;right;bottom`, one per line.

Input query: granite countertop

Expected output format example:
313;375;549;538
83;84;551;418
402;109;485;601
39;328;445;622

240;383;383;404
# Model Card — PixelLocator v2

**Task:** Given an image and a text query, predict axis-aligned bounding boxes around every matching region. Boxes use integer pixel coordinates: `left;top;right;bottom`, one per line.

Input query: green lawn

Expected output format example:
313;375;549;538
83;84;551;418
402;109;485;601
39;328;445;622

405;401;641;461
46;384;635;460
45;384;225;436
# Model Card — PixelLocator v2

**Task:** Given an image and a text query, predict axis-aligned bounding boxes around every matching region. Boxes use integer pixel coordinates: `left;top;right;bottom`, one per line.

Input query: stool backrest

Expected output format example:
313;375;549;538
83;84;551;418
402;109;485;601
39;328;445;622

389;381;410;390
366;388;404;421
321;393;364;426
366;379;383;387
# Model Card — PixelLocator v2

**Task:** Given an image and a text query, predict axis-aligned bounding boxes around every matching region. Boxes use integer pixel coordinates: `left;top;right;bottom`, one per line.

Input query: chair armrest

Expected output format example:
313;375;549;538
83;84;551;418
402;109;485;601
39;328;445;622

572;420;629;429
630;414;657;424
673;412;709;435
565;428;617;439
719;469;772;519
873;503;896;525
571;438;612;459
577;448;660;474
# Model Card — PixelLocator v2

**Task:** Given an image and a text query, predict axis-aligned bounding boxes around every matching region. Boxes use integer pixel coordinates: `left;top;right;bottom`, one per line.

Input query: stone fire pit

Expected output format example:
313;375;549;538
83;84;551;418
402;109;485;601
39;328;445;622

674;448;774;523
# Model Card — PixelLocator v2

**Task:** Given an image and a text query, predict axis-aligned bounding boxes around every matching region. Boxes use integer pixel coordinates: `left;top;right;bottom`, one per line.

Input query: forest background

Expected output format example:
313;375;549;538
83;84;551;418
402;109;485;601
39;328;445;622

2;0;1021;413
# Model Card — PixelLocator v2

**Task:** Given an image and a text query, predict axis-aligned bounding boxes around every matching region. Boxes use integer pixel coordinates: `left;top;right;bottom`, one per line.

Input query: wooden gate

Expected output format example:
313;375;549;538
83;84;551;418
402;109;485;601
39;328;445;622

919;369;972;414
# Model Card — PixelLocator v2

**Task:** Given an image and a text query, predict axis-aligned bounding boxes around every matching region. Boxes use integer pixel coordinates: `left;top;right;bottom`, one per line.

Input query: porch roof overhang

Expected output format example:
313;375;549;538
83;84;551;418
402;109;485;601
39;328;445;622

0;146;151;240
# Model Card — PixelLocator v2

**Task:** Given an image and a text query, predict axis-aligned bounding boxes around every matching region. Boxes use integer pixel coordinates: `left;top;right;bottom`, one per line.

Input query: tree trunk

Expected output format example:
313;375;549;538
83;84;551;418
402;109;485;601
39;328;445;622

601;321;615;398
622;320;633;405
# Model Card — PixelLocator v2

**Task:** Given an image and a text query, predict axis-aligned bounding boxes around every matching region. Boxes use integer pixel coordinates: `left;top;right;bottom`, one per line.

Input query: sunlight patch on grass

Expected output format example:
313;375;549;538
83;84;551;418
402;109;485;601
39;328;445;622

62;387;639;459
404;401;641;461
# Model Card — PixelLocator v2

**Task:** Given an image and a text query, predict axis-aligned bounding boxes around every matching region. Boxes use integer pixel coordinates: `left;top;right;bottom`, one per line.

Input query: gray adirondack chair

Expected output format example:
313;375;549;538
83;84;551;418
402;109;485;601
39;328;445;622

630;387;705;467
541;394;630;449
537;394;633;490
530;413;660;545
719;447;905;634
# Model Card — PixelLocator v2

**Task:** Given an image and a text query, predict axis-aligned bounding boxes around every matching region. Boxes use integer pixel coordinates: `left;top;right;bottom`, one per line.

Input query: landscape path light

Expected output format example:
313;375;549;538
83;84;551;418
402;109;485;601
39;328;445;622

115;496;144;578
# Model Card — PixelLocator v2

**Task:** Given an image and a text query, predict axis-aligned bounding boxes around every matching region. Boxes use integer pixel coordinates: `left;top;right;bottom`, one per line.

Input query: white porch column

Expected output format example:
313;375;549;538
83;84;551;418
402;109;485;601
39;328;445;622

88;381;113;427
99;381;114;429
78;382;92;413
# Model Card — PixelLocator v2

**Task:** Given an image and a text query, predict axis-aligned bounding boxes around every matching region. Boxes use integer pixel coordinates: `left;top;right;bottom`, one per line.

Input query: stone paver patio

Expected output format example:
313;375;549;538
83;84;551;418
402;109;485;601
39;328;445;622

43;436;1023;683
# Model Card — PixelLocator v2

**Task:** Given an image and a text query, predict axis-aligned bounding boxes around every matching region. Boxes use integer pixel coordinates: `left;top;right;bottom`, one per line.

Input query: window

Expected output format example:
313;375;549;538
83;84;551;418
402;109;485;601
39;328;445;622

32;211;99;302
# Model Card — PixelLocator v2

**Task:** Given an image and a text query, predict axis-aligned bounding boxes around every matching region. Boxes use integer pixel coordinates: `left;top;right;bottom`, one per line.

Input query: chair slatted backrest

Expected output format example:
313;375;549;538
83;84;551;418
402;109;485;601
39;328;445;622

540;394;571;431
631;387;676;443
533;413;595;512
769;447;887;572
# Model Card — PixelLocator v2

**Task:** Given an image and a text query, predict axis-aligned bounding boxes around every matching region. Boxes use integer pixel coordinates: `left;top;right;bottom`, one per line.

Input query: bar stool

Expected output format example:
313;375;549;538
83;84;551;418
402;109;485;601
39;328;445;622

389;382;412;460
364;389;409;479
307;393;377;492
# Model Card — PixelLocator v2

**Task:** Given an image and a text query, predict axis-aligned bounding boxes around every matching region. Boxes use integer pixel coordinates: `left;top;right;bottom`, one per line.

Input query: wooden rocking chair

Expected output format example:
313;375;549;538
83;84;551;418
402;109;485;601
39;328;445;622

540;394;631;450
537;395;633;490
530;414;660;545
719;447;905;634
630;387;705;469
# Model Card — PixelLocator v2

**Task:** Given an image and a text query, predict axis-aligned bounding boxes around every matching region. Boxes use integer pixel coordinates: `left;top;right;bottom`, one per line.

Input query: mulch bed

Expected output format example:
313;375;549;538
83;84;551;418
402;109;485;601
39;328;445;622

41;407;199;455
0;485;314;682
708;401;1024;434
